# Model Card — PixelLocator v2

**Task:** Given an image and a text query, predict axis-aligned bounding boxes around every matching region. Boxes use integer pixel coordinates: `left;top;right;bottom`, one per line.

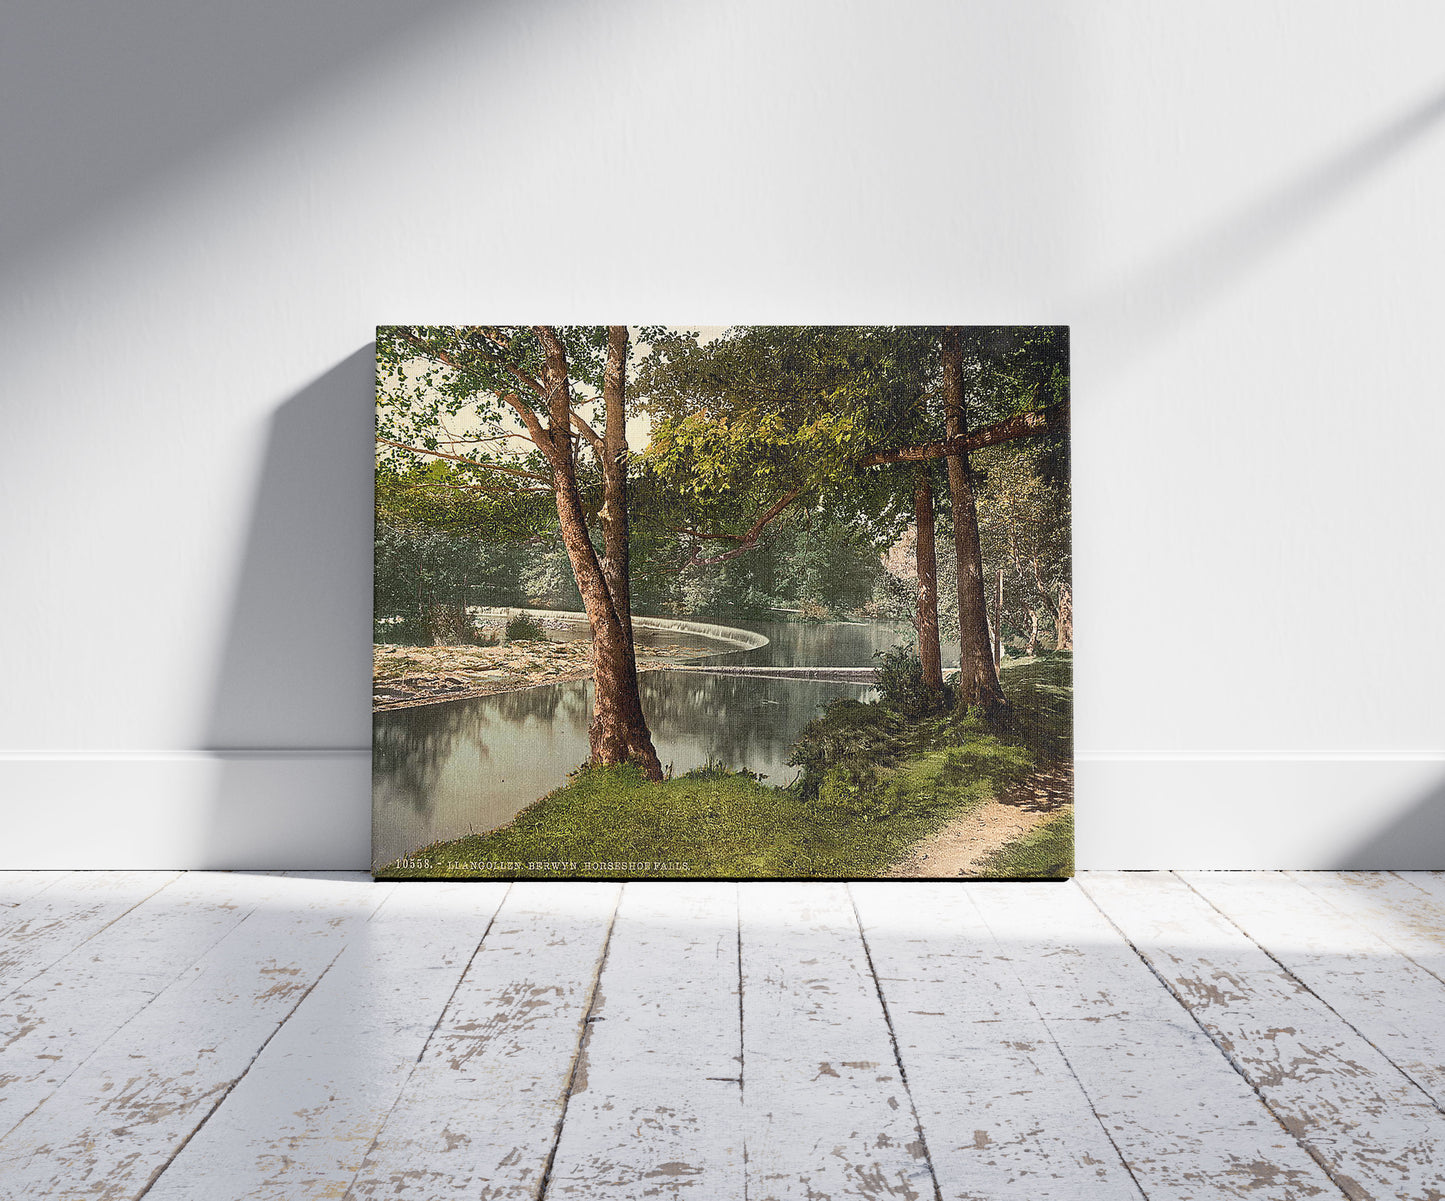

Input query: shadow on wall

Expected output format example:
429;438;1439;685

0;0;471;278
1082;81;1445;378
1336;772;1445;871
201;347;376;869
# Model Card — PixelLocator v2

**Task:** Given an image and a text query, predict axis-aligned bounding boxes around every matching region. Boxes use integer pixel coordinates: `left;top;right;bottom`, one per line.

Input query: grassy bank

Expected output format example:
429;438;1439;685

380;653;1072;880
975;809;1075;878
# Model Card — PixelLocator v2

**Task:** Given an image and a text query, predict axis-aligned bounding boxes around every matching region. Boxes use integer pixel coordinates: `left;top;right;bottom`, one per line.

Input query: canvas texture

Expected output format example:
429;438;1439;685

373;326;1071;879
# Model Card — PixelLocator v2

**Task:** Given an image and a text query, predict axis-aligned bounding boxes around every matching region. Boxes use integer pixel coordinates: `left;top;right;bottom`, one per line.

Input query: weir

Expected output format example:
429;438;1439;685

468;607;771;653
670;665;880;682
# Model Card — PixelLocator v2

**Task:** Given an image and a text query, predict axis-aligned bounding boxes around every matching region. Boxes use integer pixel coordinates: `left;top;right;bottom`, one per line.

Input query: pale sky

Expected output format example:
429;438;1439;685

385;325;733;461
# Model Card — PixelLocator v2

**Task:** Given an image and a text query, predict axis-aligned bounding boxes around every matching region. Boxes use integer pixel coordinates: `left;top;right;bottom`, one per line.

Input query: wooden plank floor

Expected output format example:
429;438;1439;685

3;874;1445;1199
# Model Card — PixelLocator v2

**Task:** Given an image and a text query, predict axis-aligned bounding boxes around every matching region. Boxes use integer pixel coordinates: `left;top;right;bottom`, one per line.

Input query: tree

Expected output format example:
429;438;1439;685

941;327;1008;716
639;325;1068;720
376;325;662;779
912;464;945;694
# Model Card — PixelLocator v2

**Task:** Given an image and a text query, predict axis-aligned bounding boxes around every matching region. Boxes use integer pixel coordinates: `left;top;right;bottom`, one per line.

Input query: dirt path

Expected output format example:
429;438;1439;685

886;762;1073;878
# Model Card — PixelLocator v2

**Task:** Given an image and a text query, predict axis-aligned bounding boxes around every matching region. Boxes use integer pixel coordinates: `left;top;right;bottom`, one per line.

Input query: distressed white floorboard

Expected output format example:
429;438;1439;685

144;881;509;1201
0;872;388;1199
543;882;744;1199
345;882;621;1199
1183;871;1445;1112
740;882;936;1201
0;871;181;1001
11;871;1445;1201
0;871;68;908
0;871;293;1139
1085;871;1445;1200
1288;872;1445;983
851;882;1143;1200
974;882;1341;1200
1393;872;1445;911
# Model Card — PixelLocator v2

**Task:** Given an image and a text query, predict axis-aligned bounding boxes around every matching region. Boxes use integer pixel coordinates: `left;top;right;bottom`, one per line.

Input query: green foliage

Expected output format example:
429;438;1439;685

654;508;891;621
635;326;935;567
679;760;766;783
975;809;1074;878
873;643;955;716
786;698;917;803
375;603;494;648
504;614;548;642
970;443;1071;653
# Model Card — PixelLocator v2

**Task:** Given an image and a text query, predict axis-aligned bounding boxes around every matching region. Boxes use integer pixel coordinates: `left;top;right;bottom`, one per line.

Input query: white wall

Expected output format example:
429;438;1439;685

2;0;1442;869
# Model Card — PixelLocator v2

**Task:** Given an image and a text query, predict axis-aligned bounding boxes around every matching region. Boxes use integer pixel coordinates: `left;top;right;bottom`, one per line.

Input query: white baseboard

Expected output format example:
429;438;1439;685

1;752;1442;870
0;751;370;870
1076;753;1445;869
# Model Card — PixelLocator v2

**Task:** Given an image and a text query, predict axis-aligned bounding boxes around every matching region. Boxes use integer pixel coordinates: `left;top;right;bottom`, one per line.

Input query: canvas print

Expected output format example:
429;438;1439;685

373;326;1071;879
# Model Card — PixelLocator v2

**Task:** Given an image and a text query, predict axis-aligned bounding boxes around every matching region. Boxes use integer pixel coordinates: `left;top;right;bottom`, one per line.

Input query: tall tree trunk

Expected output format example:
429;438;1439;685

913;465;945;697
599;326;638;662
1026;607;1041;657
1055;583;1073;651
941;327;1009;718
536;328;662;780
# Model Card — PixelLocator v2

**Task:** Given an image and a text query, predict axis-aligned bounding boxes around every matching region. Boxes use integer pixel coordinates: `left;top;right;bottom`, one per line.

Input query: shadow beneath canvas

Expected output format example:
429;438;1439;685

200;347;375;869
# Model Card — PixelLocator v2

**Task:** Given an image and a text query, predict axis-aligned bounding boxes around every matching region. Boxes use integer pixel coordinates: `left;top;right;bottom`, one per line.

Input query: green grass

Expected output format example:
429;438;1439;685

379;653;1073;880
973;809;1075;879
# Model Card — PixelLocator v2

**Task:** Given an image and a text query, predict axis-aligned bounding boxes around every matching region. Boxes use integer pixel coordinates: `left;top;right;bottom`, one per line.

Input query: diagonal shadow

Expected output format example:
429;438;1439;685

0;0;473;276
1082;80;1445;372
1335;771;1445;870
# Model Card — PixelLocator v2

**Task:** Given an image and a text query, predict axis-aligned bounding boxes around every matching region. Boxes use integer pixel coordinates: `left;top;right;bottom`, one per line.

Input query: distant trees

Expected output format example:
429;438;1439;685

973;446;1072;656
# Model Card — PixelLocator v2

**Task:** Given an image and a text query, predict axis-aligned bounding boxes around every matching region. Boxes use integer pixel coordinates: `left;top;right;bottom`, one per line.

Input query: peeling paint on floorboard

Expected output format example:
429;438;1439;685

3;872;1445;1201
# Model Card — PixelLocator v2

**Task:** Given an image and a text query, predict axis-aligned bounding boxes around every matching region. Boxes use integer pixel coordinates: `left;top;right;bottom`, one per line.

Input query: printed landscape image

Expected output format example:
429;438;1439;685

373;326;1071;879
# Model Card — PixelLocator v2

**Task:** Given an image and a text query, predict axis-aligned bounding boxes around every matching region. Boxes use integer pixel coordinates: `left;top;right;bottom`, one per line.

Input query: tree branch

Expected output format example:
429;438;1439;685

403;480;551;496
456;328;547;398
392;327;549;441
532;326;577;453
375;436;552;483
858;400;1069;467
677;484;809;567
570;411;603;449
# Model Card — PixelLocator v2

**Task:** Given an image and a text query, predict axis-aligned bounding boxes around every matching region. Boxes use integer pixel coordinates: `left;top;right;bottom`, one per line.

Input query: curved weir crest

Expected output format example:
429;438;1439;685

469;607;770;654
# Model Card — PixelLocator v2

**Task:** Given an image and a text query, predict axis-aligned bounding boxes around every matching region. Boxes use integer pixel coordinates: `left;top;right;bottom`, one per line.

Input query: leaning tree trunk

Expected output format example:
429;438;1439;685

941;327;1009;718
913;465;945;697
537;329;662;780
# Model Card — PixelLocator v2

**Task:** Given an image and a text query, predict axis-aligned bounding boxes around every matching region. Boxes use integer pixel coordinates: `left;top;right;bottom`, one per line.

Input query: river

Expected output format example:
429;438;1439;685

371;618;960;869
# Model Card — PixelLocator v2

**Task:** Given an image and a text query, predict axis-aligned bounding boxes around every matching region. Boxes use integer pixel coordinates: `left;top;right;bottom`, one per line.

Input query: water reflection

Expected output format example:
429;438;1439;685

371;619;943;867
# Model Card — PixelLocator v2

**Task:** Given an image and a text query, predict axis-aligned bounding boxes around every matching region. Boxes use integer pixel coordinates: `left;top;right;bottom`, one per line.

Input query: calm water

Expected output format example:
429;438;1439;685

372;619;956;867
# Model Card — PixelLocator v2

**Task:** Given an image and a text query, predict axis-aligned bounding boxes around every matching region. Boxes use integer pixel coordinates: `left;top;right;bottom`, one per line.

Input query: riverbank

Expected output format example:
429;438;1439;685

377;654;1073;879
373;639;715;711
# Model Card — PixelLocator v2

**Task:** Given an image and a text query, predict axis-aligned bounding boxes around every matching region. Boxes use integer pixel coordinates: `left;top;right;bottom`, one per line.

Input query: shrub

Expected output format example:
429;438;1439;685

375;605;491;646
873;643;955;717
787;698;916;803
681;760;766;783
504;613;549;642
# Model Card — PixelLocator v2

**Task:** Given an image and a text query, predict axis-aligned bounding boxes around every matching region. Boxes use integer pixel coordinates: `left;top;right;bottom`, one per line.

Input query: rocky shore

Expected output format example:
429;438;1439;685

373;639;713;711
